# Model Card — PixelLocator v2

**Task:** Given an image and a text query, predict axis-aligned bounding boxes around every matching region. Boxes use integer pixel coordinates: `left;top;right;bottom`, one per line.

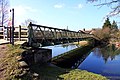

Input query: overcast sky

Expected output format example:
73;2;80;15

10;0;120;31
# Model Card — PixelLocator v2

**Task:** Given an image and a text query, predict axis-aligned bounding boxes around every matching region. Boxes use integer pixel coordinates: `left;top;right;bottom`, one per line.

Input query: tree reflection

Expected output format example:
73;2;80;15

92;44;120;63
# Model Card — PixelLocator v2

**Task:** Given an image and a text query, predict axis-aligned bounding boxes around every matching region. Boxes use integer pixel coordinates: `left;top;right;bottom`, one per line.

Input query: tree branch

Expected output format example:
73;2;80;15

87;0;120;17
94;0;118;6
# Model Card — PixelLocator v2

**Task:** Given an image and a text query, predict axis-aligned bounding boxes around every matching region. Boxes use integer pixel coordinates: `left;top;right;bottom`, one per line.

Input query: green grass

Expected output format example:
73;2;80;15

59;69;107;80
0;44;25;80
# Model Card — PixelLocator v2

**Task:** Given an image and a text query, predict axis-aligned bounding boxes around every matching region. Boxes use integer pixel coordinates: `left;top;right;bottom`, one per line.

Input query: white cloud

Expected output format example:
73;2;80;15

78;4;83;9
54;4;64;8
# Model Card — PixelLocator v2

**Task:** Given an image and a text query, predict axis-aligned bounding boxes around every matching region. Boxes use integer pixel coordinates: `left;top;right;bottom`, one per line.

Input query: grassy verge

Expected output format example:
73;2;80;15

59;69;107;80
0;44;25;79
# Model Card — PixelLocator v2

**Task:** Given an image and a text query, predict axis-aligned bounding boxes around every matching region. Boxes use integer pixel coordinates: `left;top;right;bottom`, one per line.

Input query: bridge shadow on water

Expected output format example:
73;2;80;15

51;45;93;69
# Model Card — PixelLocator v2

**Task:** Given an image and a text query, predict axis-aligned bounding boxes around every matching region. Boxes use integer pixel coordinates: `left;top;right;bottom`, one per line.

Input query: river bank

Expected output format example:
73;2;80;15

0;43;108;80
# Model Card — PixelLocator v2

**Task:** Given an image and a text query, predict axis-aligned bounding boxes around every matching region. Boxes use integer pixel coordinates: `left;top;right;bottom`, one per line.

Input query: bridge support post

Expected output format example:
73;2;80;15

28;22;33;46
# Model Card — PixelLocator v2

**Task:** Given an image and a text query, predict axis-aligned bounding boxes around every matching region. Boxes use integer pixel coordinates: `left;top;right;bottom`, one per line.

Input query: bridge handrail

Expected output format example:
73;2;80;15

29;23;86;34
28;23;99;38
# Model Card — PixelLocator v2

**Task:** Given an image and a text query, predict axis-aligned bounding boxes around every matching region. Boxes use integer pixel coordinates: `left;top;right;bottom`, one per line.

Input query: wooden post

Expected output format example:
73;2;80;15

19;25;21;41
6;27;8;40
10;8;14;45
10;27;12;44
28;22;32;46
3;26;5;39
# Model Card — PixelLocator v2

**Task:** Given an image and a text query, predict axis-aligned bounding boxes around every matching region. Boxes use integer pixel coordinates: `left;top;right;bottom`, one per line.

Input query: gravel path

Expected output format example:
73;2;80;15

0;45;8;79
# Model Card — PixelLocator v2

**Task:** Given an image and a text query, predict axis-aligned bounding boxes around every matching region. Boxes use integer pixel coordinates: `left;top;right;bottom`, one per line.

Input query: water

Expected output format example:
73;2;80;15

78;45;120;79
43;43;120;79
43;43;79;57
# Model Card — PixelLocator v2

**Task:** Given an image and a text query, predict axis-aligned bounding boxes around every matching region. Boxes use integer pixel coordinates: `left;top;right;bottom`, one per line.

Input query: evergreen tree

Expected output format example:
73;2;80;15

111;20;118;30
102;18;111;29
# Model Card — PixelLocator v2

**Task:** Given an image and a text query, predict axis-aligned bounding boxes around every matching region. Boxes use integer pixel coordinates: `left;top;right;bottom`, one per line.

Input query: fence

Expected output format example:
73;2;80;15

0;25;28;41
0;26;4;39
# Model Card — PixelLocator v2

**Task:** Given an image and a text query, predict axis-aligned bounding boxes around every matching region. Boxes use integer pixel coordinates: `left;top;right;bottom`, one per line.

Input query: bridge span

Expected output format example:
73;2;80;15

28;22;99;47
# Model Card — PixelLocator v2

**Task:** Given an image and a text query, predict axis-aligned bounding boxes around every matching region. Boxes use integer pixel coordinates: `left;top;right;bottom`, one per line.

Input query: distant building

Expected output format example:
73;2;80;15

78;29;92;34
79;28;102;34
90;28;102;34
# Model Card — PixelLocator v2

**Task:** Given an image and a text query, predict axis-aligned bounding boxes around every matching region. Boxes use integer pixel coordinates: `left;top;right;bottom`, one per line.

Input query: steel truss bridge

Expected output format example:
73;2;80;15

28;22;99;47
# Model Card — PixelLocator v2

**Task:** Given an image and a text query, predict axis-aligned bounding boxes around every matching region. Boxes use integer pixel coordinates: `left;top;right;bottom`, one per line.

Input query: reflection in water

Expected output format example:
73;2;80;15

79;44;120;79
43;43;79;57
71;52;90;69
92;44;120;63
51;45;92;68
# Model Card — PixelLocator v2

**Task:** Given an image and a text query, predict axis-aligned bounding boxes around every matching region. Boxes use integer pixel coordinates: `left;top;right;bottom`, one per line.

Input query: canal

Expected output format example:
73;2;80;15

43;43;79;57
43;43;120;79
79;45;120;79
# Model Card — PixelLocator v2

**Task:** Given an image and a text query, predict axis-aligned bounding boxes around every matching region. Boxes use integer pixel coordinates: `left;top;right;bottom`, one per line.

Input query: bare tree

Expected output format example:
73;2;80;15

21;19;37;27
0;0;9;26
87;0;120;17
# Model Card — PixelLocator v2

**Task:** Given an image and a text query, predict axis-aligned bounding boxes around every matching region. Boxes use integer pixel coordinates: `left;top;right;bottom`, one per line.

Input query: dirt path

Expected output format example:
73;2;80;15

0;45;8;79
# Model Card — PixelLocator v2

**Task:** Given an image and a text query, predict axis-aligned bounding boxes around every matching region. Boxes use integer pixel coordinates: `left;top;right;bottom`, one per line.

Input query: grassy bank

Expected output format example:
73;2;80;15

0;44;25;79
59;69;107;80
0;44;108;80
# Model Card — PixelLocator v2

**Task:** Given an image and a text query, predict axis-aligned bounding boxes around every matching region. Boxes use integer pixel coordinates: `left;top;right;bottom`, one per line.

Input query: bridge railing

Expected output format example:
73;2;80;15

0;26;4;39
3;26;28;41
